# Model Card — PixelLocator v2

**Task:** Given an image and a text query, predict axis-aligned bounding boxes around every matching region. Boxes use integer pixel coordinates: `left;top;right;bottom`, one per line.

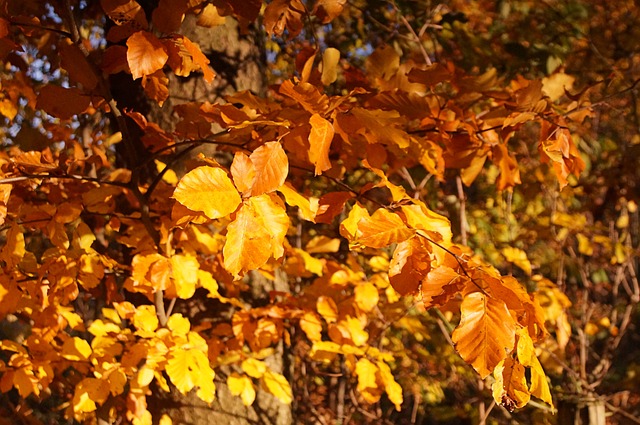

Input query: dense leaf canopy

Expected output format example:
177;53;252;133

0;1;639;424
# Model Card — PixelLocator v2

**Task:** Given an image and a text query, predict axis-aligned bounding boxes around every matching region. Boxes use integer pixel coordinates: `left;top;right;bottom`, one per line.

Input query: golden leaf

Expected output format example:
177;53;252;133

321;47;341;85
72;378;110;413
173;166;241;220
355;358;382;403
377;360;403;411
354;209;414;249
170;254;199;299
317;296;338;324
231;151;256;196
61;337;92;362
308;114;334;175
165;348;216;403
133;305;159;335
492;357;530;411
300;312;323;341
228;373;256;406
354;282;379;312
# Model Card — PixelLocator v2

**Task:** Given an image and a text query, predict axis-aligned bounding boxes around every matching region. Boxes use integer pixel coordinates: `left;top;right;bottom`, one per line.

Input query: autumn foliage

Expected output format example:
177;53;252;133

0;0;639;424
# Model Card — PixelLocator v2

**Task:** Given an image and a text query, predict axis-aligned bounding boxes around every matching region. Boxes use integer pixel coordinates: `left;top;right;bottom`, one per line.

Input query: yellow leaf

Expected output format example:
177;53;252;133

354;282;379;312
305;235;341;253
308;114;334;175
355;358;382;403
517;330;554;407
377;360;403;411
154;160;179;185
321;47;340;85
173;166;241;219
61;337;92;361
73;378;110;413
317;296;338;324
277;183;318;222
227;373;256;406
170;254;200;298
249;194;289;259
198;269;219;298
126;31;169;80
133;305;159;335
339;203;370;242
248;141;289;196
242;358;267;379
262;370;292;404
300;312;323;341
400;202;452;246
501;247;532;275
166;348;216;403
451;292;516;378
576;233;593;256
167;314;191;335
159;414;173;425
345;316;369;346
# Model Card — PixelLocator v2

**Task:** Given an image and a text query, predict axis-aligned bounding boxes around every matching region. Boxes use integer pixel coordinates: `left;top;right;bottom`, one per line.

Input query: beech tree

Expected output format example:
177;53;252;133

0;1;639;424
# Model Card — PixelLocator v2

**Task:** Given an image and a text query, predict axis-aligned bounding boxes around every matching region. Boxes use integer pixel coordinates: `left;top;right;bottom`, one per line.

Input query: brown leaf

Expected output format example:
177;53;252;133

151;0;188;33
263;0;305;38
37;85;90;120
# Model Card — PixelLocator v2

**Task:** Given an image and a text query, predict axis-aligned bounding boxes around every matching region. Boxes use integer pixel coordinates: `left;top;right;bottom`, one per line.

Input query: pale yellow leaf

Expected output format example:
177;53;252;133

228;373;256;406
262;370;292;404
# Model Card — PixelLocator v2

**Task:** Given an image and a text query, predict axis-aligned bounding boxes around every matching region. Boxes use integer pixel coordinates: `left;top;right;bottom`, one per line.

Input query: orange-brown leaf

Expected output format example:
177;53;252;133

451;292;517;378
231;151;256;196
389;237;432;296
126;31;169;80
37;85;90;120
263;0;304;38
151;0;188;33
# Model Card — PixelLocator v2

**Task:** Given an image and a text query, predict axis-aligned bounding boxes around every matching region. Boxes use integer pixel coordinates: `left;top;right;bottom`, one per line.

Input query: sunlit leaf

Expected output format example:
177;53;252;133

173;166;241;220
262;370;292;404
308;114;334;175
126;31;169;80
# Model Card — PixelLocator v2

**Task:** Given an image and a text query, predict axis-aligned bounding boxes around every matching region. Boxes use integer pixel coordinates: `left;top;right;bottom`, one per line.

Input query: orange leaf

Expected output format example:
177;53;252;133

231;151;256;196
389;237;432;296
223;196;287;278
492;357;530;411
451;292;517;378
141;70;169;105
308;114;334;175
421;266;466;309
173;166;241;220
126;31;169;80
248;141;289;196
